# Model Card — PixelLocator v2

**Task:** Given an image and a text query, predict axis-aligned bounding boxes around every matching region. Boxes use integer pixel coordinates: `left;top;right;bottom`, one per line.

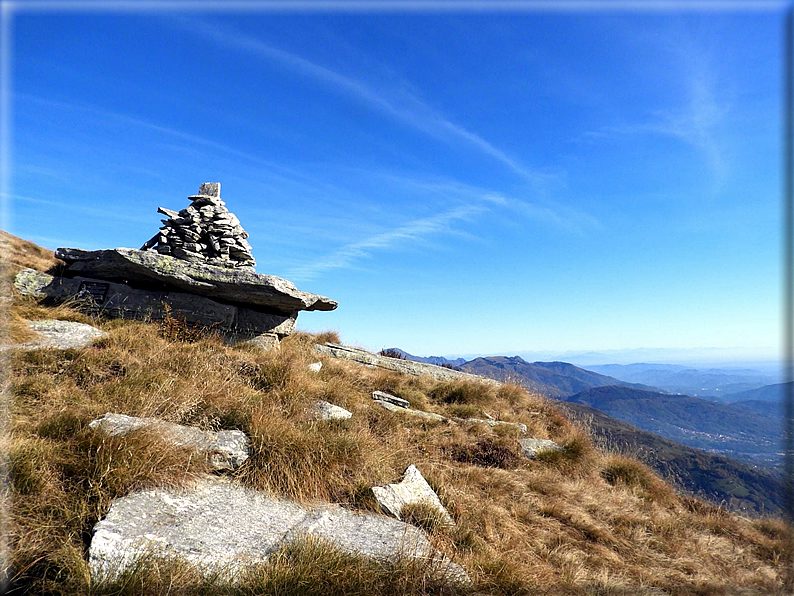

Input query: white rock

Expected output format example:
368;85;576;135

373;401;448;422
311;400;352;421
372;464;453;526
89;477;469;585
1;319;107;351
519;438;562;459
308;361;323;372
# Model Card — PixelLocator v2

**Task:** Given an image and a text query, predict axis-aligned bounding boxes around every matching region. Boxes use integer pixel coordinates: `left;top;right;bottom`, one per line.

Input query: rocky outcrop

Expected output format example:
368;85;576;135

316;343;499;385
89;477;469;585
140;182;255;268
519;438;562;459
1;319;107;351
89;413;249;470
14;183;337;342
15;269;297;337
372;465;454;526
54;247;336;314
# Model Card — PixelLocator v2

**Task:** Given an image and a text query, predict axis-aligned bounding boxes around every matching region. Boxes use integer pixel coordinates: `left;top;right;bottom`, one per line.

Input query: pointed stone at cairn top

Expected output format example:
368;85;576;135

141;182;256;269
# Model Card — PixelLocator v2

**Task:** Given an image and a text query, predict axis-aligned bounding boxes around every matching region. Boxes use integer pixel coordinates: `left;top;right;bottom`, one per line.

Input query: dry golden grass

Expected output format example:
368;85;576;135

2;231;790;595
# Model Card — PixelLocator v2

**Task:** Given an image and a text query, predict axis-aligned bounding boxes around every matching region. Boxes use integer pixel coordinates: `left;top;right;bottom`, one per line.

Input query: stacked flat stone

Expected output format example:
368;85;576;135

142;182;255;268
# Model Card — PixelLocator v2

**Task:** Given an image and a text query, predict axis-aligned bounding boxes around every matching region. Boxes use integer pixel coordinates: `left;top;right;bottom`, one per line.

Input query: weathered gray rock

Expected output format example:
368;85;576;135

89;413;249;470
54;248;337;315
89;477;468;585
372;390;410;409
237;332;281;350
15;269;297;337
519;438;562;459
2;319;107;351
316;343;498;385
311;400;352;421
373;400;448;423
372;465;453;526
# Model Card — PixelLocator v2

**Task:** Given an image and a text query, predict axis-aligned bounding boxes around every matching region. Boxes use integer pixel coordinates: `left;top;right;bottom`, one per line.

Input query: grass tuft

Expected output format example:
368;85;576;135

430;380;495;406
400;502;450;535
451;437;521;469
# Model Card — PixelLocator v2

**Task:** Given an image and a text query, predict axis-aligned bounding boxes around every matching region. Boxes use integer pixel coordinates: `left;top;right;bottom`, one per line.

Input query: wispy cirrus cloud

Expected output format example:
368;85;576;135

576;31;729;186
370;171;602;234
177;18;550;186
284;171;603;281
285;202;486;282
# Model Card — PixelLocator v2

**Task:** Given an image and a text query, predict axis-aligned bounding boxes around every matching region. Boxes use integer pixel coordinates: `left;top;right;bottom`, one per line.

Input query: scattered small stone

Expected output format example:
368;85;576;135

373;400;448;422
89;413;249;470
308;361;323;373
372;464;454;526
372;390;409;409
311;400;352;421
519;438;562;459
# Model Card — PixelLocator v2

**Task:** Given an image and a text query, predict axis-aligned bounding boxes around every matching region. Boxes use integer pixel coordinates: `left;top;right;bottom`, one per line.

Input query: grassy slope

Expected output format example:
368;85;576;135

558;401;786;517
2;231;790;595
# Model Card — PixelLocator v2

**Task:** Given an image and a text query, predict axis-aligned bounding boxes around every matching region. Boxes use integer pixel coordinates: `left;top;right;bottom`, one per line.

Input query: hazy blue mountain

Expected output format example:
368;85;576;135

584;363;778;398
557;401;786;517
721;381;792;404
383;348;466;367
459;356;657;398
729;400;783;418
560;386;782;470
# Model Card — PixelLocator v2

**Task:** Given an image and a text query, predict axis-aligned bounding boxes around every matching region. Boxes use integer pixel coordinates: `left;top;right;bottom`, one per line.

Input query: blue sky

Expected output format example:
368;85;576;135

4;3;786;361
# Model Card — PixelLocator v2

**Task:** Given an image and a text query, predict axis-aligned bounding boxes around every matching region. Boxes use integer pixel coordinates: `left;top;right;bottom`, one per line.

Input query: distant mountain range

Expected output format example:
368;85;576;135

583;363;779;398
721;381;791;403
392;349;785;474
559;386;782;471
458;356;656;398
558;401;786;517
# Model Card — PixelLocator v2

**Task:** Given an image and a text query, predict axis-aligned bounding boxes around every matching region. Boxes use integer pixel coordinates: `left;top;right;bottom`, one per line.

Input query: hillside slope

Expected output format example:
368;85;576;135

3;231;789;596
460;356;655;397
723;381;792;403
557;402;786;517
561;386;782;469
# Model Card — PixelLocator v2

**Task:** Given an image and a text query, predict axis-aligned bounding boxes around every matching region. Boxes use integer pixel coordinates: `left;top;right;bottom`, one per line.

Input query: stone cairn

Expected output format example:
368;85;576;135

141;182;255;268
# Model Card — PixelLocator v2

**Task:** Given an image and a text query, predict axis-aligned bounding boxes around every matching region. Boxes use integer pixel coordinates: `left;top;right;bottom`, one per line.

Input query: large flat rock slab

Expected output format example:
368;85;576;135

89;477;468;585
55;247;337;315
15;268;296;336
89;413;249;470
